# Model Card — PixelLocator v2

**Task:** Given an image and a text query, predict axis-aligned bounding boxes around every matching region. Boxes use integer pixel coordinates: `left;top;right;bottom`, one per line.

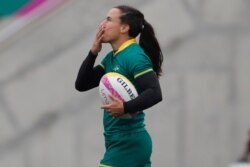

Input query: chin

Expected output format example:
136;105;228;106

102;40;109;43
102;39;110;43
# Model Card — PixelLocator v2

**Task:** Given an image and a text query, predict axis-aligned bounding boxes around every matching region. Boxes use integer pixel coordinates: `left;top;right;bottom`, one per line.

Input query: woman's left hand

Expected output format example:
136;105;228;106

101;95;125;117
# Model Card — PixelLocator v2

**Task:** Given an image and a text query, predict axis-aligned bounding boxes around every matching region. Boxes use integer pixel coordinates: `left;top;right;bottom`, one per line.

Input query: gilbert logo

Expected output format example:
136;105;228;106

117;77;136;99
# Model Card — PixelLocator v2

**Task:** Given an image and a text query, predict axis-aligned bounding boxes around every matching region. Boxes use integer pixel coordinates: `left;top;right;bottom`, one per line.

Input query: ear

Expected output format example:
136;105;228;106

120;24;129;33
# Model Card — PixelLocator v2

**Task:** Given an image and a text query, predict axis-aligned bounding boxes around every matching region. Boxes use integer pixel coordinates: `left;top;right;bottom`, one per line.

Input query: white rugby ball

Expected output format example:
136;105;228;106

99;72;138;119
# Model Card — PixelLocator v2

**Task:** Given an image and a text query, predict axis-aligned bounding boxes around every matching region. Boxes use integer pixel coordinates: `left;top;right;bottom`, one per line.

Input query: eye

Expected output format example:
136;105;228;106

106;16;112;21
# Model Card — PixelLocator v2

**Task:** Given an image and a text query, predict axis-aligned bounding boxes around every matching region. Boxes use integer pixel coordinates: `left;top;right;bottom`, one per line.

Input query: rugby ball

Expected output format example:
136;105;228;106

99;72;138;119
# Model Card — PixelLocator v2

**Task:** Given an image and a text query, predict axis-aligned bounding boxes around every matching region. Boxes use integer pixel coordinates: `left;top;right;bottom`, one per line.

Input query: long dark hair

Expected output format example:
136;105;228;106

115;5;163;77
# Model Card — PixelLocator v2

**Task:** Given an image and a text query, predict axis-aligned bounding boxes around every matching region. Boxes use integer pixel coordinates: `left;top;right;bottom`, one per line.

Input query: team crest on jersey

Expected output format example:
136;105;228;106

113;65;120;72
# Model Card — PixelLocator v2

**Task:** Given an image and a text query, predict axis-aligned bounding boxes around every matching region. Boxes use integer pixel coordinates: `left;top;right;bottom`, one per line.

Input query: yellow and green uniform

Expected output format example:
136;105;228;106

99;39;153;167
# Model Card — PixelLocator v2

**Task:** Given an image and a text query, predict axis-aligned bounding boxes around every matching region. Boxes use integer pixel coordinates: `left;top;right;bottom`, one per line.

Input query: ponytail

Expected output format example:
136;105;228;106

139;20;163;77
114;5;163;77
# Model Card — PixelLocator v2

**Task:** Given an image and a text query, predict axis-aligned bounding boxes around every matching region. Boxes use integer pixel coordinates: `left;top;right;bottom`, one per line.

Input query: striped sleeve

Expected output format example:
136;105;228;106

127;53;153;79
134;68;153;78
99;63;105;69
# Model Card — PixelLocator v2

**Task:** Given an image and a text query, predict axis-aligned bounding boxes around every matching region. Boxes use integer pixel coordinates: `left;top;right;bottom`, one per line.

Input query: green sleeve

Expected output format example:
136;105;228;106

127;53;153;79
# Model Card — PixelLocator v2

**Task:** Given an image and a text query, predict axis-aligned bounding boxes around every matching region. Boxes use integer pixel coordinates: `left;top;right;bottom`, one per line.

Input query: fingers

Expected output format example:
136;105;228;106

101;104;110;111
97;23;104;37
96;28;104;42
101;95;124;118
97;25;104;35
101;105;116;117
91;25;104;54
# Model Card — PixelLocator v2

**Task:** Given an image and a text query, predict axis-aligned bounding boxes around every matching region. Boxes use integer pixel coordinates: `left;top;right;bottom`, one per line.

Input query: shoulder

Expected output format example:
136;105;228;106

101;51;113;62
125;44;152;64
124;44;153;78
105;51;113;58
126;44;144;55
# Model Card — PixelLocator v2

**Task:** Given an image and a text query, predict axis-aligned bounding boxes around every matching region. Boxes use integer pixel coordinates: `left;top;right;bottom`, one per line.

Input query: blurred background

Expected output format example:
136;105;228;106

1;0;250;167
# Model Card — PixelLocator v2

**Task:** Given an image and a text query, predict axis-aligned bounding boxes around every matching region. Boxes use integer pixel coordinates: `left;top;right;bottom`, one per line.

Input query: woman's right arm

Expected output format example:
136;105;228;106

75;51;105;92
75;22;105;91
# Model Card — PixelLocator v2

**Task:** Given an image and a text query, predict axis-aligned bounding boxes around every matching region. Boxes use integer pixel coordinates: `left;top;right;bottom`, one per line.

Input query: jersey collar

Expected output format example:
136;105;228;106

113;38;137;56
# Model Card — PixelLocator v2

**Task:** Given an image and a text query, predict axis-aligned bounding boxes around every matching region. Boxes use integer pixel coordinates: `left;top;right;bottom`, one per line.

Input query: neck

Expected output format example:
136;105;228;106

111;36;131;51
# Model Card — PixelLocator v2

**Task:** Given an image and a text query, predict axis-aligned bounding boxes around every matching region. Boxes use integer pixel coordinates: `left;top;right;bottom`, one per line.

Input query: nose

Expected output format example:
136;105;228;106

100;20;106;28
